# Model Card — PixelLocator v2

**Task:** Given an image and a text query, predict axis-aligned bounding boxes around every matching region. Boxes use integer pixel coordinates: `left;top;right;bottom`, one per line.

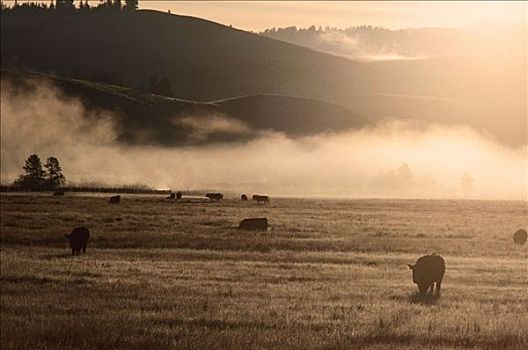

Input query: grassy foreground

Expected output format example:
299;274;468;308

1;193;527;349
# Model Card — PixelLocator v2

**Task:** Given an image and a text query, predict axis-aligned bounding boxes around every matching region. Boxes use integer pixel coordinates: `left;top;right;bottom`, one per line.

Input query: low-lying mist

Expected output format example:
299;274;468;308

265;22;527;61
1;79;526;199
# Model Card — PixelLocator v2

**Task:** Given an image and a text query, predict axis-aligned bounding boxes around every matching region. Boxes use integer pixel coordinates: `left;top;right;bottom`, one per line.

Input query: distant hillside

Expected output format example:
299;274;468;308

364;54;527;146
260;22;527;60
1;10;526;146
1;68;371;145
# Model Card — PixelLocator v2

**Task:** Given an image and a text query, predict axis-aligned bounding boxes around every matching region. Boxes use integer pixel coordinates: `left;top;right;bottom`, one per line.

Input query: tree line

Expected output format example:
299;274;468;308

1;0;139;14
4;155;213;195
260;24;389;37
13;154;66;191
3;1;176;98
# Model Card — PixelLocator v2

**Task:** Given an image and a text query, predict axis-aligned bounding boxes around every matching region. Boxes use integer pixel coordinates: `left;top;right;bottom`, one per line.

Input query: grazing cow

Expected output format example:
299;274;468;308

65;226;90;256
206;193;223;201
109;195;121;204
176;191;183;200
408;253;445;298
238;218;269;231
167;192;176;199
241;194;248;201
53;190;65;196
513;229;527;245
252;195;270;204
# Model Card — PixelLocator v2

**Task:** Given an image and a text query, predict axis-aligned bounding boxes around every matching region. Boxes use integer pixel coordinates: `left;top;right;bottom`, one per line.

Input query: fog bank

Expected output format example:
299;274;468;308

1;79;526;199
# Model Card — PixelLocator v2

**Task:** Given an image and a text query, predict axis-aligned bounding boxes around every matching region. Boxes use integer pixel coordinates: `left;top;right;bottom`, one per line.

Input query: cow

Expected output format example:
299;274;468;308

252;194;270;204
53;190;65;196
513;229;527;245
206;193;223;201
238;218;269;231
109;195;121;204
65;226;90;256
408;253;445;298
241;194;248;201
167;192;176;199
176;191;183;200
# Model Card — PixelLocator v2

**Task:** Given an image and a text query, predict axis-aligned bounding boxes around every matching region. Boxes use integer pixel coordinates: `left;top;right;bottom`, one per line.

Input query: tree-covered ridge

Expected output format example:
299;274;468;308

0;0;138;14
259;23;526;58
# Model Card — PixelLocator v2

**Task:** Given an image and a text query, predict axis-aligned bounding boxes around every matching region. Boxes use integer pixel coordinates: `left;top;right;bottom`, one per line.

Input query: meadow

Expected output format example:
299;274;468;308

1;193;527;349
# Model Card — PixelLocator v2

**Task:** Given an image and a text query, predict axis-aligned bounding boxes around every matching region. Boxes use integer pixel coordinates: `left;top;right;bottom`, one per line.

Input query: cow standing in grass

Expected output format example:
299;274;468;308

252;195;270;204
65;226;90;256
109;195;121;204
408;253;445;298
206;193;223;201
239;218;269;231
513;229;527;245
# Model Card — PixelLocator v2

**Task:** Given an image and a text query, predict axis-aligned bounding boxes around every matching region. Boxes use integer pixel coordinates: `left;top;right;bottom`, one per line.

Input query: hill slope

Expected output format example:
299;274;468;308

1;10;525;146
1;68;371;145
1;10;388;100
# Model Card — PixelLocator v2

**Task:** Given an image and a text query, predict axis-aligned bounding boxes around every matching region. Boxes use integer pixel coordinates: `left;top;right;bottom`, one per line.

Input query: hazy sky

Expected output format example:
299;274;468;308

139;1;527;31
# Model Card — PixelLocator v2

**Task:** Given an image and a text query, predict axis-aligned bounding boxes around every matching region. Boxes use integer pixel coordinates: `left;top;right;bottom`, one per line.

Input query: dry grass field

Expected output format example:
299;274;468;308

1;193;527;349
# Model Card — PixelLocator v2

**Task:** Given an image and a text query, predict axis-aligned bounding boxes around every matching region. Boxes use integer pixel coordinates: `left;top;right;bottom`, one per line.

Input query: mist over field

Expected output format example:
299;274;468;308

1;3;528;350
1;79;526;199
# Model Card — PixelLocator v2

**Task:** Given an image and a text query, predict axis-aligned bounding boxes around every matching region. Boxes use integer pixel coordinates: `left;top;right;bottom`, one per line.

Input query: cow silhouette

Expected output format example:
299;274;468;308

206;193;223;201
109;195;121;204
513;229;527;245
167;192;176;199
252;195;270;204
176;191;183;200
408;253;445;298
65;226;90;256
241;194;248;201
238;218;269;231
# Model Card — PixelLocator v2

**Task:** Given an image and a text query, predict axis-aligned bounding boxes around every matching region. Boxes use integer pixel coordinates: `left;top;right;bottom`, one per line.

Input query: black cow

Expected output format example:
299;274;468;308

176;191;183;200
513;229;527;245
241;194;248;201
238;218;269;231
206;193;223;201
252;195;270;204
408;253;445;298
109;195;121;204
65;226;90;256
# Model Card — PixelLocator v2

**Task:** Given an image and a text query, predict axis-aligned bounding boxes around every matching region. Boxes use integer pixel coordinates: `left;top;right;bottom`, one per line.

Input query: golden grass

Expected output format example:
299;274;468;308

1;193;527;349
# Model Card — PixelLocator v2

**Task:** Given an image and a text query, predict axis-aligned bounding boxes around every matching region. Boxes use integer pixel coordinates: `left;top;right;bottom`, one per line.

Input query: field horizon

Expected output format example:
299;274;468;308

1;193;526;349
1;2;526;349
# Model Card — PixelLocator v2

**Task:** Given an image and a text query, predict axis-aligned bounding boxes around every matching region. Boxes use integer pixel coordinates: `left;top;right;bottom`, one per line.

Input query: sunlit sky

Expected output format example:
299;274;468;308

138;1;527;31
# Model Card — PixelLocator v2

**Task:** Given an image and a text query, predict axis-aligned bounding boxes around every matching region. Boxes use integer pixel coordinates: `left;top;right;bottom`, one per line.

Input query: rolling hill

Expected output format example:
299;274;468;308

0;10;388;100
1;10;526;146
1;68;371;145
